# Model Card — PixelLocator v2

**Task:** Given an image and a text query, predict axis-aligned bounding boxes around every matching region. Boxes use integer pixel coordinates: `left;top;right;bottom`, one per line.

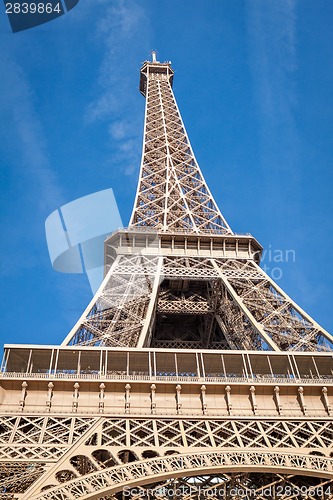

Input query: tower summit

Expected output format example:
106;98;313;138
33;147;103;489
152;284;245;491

1;56;333;499
136;53;231;233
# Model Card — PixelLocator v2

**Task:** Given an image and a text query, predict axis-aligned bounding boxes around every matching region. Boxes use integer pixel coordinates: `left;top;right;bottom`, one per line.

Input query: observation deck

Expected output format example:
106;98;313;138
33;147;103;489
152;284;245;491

1;345;332;417
105;229;263;274
139;53;174;96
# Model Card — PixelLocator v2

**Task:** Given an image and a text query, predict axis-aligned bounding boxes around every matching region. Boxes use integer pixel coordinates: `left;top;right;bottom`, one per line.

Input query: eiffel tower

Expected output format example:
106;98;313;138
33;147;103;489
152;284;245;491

1;53;333;500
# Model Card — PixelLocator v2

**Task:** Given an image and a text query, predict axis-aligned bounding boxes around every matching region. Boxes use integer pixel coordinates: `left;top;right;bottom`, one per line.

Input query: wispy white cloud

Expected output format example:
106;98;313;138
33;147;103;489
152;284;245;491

108;120;130;140
85;0;150;176
246;0;299;181
245;1;319;309
0;53;64;212
0;51;65;281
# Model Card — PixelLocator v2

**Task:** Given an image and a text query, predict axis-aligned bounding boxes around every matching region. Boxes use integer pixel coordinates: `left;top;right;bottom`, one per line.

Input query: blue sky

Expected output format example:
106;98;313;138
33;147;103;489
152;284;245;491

0;0;332;348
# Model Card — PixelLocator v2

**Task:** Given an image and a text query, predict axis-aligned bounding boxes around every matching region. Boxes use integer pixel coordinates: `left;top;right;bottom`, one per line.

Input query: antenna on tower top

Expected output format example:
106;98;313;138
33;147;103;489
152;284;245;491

151;50;157;62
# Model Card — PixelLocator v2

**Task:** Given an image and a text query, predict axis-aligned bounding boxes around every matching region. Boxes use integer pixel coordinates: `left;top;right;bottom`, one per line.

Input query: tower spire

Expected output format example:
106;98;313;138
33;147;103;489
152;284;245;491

133;58;232;234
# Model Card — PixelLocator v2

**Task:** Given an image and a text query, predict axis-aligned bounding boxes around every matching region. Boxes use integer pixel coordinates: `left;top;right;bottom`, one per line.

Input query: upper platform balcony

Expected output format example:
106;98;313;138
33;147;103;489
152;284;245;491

2;345;332;386
2;346;331;416
140;52;174;96
104;228;263;274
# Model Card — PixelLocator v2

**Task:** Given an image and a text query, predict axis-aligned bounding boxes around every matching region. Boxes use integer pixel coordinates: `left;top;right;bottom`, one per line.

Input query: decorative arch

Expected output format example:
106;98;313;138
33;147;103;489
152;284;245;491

30;450;333;499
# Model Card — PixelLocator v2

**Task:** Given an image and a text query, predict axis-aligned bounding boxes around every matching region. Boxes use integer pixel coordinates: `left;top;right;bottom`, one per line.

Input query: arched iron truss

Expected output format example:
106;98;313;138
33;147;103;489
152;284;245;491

28;451;333;499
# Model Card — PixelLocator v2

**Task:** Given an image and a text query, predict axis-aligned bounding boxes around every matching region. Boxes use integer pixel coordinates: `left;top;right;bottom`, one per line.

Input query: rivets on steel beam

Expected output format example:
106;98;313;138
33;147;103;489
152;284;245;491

200;385;207;415
46;382;54;412
225;385;232;415
99;383;105;413
274;386;283;415
298;386;307;415
249;386;258;415
150;384;157;414
176;384;182;415
322;387;331;416
72;382;80;413
125;384;131;414
19;381;28;411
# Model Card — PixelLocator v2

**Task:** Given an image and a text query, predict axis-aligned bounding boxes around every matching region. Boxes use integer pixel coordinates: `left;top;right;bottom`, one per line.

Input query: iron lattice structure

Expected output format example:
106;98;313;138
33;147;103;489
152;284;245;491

1;55;333;499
